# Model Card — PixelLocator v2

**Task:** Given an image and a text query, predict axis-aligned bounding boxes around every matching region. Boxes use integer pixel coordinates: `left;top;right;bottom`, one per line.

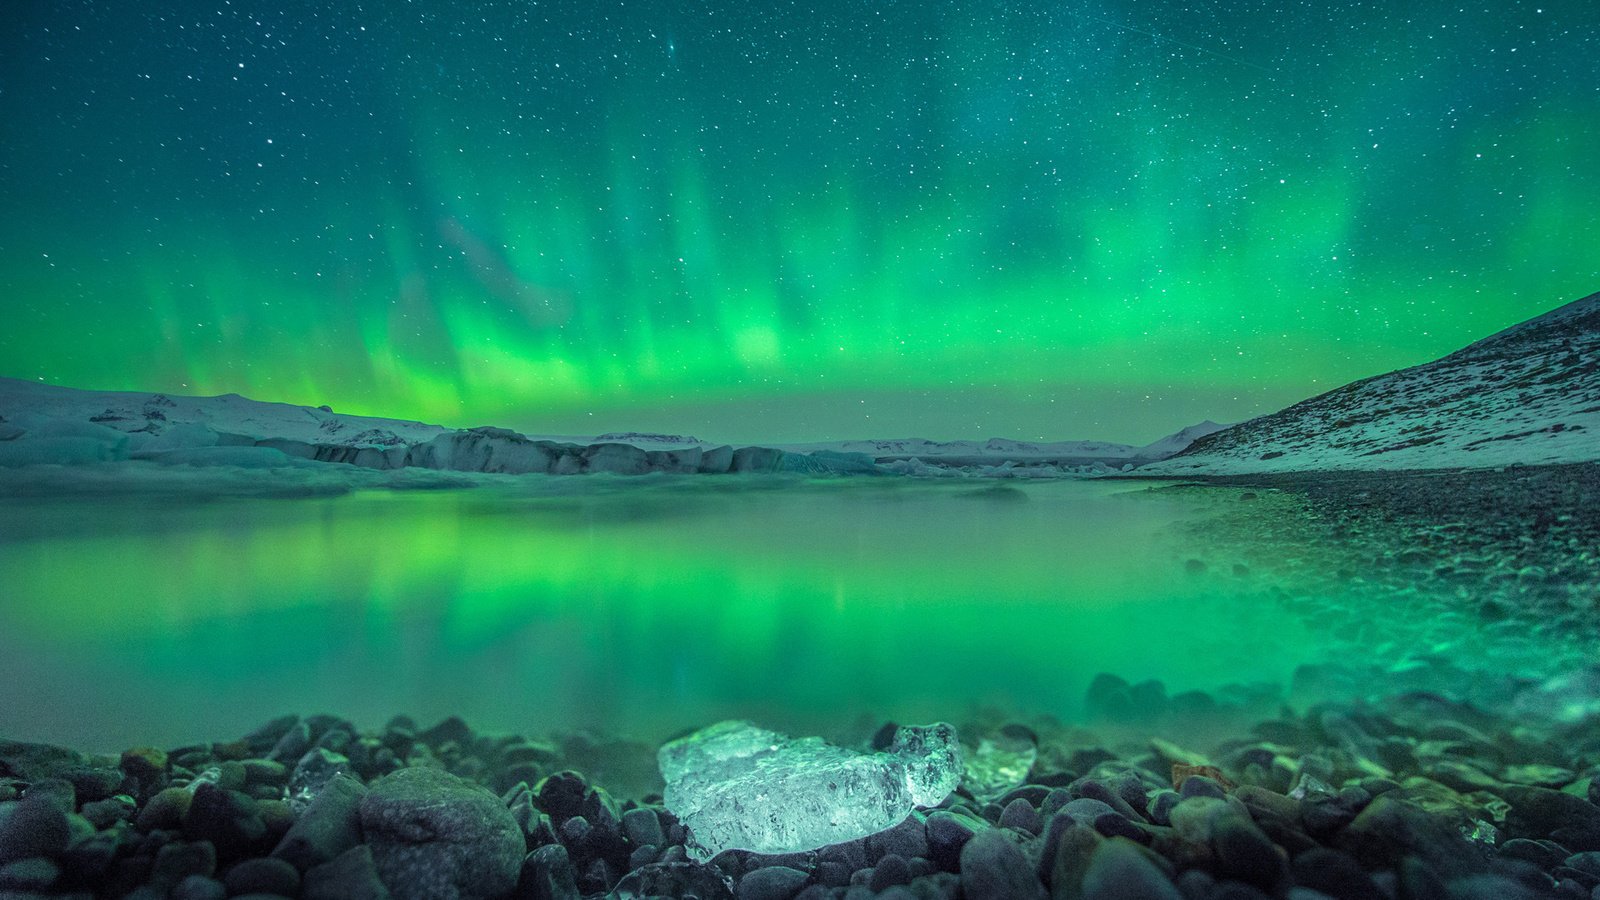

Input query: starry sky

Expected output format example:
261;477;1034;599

2;1;1597;443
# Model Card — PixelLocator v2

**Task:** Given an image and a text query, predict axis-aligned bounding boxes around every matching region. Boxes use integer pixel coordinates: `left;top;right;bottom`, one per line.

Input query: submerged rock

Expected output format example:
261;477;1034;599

659;720;962;859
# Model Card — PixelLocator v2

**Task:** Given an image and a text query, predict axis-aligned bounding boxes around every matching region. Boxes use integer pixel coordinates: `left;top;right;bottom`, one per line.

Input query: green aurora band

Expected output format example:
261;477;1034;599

2;1;1597;441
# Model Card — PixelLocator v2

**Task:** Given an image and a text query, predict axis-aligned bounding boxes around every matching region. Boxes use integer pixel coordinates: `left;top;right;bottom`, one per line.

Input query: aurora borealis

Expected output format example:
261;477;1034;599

2;1;1596;442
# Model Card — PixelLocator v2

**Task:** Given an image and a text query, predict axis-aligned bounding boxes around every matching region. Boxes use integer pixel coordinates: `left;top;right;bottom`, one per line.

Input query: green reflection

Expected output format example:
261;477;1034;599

0;480;1312;749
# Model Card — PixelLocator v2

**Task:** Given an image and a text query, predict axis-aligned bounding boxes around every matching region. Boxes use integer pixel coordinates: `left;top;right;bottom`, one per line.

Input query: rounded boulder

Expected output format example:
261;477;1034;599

359;766;523;900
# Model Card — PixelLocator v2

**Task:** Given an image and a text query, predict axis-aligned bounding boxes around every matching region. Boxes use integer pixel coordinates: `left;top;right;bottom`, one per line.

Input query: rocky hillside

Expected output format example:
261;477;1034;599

1143;292;1600;474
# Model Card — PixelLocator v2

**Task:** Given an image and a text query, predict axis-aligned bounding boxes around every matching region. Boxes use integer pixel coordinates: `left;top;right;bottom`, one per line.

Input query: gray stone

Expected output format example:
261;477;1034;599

302;844;393;900
958;829;1046;900
738;865;811;900
272;773;367;871
359;766;523;900
1080;838;1181;900
0;798;69;864
610;859;733;900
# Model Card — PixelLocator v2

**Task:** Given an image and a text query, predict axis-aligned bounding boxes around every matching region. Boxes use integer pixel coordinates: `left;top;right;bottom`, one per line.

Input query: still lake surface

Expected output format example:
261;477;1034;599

0;477;1407;750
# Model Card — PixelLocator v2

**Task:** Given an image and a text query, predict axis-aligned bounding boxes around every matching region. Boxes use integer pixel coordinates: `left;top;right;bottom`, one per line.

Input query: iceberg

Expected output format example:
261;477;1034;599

659;720;962;859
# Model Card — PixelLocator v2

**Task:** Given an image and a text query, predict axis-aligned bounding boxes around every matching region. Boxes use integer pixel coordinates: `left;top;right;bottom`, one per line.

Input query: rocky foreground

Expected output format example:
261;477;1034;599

4;676;1600;900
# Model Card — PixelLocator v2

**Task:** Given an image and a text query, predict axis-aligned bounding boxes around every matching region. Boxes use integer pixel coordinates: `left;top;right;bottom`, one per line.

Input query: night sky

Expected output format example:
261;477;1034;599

2;1;1596;443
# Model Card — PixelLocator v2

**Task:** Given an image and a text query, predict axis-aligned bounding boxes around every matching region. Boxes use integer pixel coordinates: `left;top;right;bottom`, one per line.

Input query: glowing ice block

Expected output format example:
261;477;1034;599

659;720;962;859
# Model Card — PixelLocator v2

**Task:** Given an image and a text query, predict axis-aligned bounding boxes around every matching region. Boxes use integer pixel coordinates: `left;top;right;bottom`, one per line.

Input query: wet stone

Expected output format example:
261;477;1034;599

171;874;228;900
1080;837;1181;900
738;865;811;900
0;797;71;864
958;829;1046;900
621;806;664;848
224;856;301;896
610;860;732;900
272;773;366;872
302;844;393;900
360;766;523;900
0;857;62;891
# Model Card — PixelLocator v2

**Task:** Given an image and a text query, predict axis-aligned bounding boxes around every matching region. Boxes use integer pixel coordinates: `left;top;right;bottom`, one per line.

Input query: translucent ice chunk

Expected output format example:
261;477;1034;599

659;720;962;859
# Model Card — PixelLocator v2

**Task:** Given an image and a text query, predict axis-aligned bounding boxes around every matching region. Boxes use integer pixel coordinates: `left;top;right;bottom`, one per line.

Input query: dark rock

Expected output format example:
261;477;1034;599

0;856;61;891
303;844;393;900
1178;776;1227;801
242;759;288;786
739;865;811;900
183;783;267;859
172;874;228;900
267;721;313;764
360;766;523;900
999;798;1041;834
1337;794;1483;877
1502;786;1600;851
1443;873;1547;900
610;860;733;900
151;840;218;887
1146;791;1182;827
120;747;169;784
958;829;1046;900
1291;847;1381;900
869;854;911;891
0;740;92;782
1212;815;1286;892
621;806;665;848
1074;780;1143;823
1567;851;1600;877
21;777;74;811
534;771;589;823
272;773;367;871
518;839;582;896
224;856;301;896
1044;819;1102;900
558;814;592;852
81;795;136;829
924;811;977;871
1080;837;1181;900
289;748;352;802
0;797;70;863
242;716;302;755
137;786;194;831
866;813;929;862
1499;838;1569;870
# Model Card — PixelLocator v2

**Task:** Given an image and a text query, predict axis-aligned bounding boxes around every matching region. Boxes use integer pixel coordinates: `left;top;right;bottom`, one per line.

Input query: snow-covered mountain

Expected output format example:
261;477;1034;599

0;376;1224;479
1142;291;1600;475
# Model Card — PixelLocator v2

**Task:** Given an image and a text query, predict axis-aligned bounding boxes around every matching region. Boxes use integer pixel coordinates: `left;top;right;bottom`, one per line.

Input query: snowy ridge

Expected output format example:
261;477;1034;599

0;377;1225;479
0;378;451;448
777;422;1223;464
1143;291;1600;475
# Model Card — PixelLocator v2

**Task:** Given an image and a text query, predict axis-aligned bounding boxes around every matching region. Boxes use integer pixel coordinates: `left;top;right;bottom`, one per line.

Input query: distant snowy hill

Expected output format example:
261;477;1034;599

778;422;1223;465
0;377;1225;479
1143;291;1600;475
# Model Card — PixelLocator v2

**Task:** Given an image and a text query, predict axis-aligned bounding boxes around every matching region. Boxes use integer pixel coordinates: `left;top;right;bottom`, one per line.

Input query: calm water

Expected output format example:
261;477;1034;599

1;478;1362;749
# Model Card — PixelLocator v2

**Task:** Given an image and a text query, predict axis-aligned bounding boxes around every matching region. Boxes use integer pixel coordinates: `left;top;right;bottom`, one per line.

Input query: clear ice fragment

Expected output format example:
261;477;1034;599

659;720;962;859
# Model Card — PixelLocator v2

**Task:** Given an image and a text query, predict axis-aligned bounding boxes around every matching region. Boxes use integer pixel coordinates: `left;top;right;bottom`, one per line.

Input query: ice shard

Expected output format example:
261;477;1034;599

659;720;962;859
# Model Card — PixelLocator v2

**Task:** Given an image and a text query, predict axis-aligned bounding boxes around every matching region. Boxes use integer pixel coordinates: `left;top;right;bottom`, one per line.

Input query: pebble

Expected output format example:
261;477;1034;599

0;797;71;864
738;864;811;900
1080;837;1181;900
958;828;1046;900
272;773;366;871
302;845;394;900
0;856;61;891
224;856;301;896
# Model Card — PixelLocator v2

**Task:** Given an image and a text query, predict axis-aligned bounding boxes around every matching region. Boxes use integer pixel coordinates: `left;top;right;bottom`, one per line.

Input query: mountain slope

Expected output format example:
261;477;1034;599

1142;292;1600;475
